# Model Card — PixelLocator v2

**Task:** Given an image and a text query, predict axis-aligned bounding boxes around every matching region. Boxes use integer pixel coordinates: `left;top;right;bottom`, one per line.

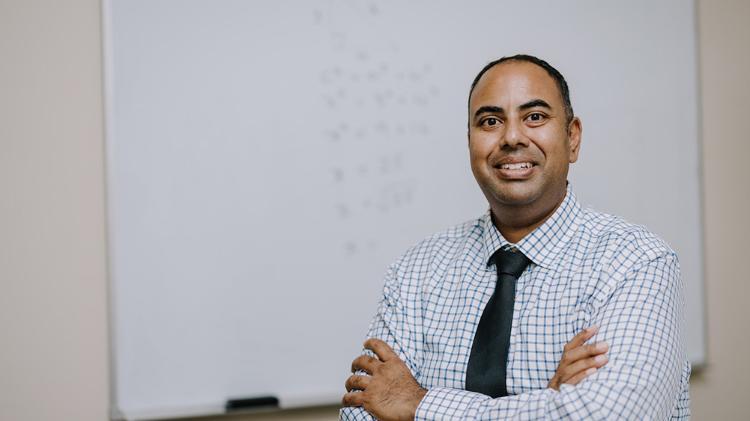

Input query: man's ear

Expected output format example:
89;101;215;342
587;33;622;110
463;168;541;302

567;117;582;163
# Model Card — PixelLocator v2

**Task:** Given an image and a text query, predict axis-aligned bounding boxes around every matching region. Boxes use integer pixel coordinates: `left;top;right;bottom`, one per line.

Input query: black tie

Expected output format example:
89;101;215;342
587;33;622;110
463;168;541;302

465;248;530;397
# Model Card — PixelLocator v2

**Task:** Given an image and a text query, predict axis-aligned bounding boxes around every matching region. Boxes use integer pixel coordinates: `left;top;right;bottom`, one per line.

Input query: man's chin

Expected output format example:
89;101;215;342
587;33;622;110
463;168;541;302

491;185;540;207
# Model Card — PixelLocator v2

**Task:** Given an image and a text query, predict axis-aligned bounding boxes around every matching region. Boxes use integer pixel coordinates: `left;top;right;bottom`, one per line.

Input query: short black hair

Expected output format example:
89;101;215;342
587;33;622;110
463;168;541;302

468;54;574;125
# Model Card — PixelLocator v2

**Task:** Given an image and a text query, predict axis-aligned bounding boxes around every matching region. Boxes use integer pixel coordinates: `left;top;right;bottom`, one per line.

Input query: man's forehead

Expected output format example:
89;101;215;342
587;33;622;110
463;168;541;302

470;61;560;109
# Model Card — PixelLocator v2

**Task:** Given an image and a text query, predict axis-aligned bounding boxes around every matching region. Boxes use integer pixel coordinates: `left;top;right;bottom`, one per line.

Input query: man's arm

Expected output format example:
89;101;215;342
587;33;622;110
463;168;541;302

341;265;610;420
415;252;686;420
340;264;423;421
344;333;607;421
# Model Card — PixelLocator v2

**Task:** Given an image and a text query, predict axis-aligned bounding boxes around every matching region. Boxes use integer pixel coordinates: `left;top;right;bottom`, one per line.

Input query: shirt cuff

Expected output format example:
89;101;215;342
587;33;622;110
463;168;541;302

415;387;561;420
415;387;486;420
339;406;375;421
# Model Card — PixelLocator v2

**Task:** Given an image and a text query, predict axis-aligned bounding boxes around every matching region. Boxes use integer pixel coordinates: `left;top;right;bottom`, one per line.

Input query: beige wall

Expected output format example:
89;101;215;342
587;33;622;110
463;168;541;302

1;1;747;420
688;1;750;419
0;0;110;420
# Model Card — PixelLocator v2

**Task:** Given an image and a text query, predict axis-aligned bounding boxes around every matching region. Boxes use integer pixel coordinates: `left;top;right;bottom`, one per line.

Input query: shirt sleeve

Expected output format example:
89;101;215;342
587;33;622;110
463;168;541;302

340;263;424;421
415;252;686;420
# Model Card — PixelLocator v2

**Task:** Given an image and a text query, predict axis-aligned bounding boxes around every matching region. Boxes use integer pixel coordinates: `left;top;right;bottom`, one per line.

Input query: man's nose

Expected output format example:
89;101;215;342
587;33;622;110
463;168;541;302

501;119;529;149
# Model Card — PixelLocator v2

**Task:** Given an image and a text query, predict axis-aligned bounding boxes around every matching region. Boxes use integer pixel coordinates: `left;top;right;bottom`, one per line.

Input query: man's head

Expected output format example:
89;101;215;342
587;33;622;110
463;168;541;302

467;55;582;231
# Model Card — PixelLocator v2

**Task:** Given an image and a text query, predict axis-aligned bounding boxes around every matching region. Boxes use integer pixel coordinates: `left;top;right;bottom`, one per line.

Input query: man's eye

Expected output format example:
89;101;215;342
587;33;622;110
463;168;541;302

483;117;499;126
528;113;544;122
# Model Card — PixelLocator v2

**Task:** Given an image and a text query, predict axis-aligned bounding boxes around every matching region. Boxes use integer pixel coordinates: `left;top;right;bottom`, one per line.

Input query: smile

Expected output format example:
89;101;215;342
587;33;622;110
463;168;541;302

493;161;537;180
498;162;533;170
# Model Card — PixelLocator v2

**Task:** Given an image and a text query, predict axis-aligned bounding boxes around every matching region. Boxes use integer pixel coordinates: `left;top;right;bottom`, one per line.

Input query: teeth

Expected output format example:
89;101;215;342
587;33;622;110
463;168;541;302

500;162;532;170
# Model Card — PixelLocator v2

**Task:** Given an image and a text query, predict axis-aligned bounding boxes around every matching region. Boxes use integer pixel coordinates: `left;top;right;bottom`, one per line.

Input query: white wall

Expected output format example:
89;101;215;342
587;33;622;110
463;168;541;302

0;1;748;420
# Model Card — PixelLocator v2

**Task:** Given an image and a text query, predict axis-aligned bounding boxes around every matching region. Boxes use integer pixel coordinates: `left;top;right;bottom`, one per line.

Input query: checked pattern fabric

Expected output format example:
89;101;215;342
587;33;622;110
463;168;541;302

341;185;691;420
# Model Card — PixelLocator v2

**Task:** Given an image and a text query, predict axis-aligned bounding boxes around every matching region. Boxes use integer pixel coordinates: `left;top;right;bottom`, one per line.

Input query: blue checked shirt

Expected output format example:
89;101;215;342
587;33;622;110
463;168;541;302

341;185;691;420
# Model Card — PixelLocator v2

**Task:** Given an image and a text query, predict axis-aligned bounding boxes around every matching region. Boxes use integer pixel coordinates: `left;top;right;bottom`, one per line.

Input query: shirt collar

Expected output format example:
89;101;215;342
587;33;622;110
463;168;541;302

481;183;583;270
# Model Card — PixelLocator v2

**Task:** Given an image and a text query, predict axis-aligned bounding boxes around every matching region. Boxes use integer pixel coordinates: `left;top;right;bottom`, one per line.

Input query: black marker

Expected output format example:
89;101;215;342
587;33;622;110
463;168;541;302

225;396;279;412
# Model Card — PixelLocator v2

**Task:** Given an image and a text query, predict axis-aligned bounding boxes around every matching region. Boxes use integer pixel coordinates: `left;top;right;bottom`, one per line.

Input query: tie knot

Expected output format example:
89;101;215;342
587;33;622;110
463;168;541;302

493;248;530;278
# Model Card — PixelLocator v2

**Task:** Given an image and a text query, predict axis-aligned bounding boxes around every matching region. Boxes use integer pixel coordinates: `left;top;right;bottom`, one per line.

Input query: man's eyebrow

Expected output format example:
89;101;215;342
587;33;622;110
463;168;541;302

473;100;551;119
518;99;552;111
473;105;504;119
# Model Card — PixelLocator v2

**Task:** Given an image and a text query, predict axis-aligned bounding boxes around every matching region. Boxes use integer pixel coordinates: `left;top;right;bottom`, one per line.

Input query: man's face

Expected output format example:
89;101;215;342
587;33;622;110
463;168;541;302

468;61;581;212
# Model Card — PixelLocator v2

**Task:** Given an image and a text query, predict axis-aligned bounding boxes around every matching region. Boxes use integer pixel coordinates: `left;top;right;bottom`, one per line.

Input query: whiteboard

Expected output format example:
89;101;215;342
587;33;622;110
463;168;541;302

103;1;704;419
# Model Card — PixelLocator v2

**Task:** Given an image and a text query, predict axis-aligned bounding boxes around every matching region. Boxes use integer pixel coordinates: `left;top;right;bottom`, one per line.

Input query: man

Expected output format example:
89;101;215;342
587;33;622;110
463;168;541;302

340;55;691;420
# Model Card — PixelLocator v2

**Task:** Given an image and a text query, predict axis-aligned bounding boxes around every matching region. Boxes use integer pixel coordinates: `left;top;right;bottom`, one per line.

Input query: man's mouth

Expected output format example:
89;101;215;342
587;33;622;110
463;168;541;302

498;162;534;170
493;161;537;180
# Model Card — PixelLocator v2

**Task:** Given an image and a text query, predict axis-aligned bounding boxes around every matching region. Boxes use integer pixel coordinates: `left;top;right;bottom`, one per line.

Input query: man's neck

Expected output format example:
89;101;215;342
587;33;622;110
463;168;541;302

490;188;567;244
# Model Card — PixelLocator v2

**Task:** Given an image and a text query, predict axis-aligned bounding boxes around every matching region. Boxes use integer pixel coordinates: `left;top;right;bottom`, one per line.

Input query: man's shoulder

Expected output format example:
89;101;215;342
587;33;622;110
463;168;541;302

390;216;484;273
580;206;676;264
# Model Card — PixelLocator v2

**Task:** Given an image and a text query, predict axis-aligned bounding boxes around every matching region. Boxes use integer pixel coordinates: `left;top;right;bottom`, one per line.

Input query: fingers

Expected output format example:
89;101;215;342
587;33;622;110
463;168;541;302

563;326;598;351
561;352;609;382
345;374;371;392
565;367;598;385
564;341;609;364
364;338;397;362
351;354;379;374
553;327;610;390
341;391;365;407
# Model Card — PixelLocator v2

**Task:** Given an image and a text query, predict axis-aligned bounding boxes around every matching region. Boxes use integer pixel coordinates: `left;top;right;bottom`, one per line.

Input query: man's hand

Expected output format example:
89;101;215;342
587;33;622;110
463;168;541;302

342;338;427;421
548;326;609;391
